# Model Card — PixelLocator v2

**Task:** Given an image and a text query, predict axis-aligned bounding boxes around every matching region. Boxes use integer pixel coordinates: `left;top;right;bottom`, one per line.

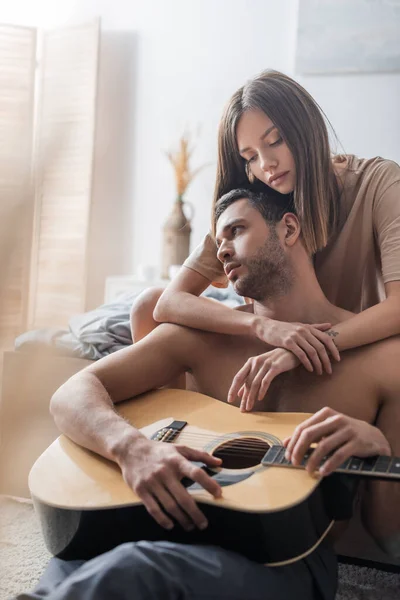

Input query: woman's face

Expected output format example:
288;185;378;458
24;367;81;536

236;109;296;194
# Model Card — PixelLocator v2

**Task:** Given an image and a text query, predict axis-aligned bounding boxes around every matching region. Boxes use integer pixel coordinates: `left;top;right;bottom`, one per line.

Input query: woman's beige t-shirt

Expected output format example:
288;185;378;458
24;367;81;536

183;156;400;313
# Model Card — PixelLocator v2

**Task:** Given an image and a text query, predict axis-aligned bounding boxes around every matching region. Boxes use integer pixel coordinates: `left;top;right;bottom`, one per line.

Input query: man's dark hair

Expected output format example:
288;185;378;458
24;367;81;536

214;188;296;232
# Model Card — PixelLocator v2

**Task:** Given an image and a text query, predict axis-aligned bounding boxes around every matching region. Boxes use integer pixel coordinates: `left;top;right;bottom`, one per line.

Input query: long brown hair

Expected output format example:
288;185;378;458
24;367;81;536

212;70;340;254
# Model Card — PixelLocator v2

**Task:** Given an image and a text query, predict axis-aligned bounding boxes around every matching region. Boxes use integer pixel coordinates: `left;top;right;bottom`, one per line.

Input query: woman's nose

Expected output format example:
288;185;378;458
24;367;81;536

260;151;277;172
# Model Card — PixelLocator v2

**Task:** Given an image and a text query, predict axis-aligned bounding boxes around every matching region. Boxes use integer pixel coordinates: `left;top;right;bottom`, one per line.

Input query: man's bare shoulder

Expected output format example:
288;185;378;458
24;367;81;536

351;335;400;395
360;335;400;360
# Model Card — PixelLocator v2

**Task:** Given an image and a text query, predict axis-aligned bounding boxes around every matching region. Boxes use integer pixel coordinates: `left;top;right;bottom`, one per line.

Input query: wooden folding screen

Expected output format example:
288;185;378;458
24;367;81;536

0;25;37;346
29;21;100;328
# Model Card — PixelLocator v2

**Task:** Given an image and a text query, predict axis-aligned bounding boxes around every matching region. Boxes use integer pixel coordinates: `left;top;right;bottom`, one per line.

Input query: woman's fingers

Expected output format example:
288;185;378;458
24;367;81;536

312;323;332;331
304;333;332;374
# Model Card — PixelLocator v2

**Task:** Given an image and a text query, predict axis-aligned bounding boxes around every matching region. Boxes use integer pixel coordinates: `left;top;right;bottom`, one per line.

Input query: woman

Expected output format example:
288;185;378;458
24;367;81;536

131;69;400;388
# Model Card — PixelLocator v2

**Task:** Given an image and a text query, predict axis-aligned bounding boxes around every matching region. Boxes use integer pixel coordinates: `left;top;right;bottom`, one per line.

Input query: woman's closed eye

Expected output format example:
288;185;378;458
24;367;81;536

246;138;283;164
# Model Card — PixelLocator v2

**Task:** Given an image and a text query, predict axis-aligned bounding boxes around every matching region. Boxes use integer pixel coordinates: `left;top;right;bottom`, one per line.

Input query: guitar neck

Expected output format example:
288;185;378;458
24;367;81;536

262;445;400;481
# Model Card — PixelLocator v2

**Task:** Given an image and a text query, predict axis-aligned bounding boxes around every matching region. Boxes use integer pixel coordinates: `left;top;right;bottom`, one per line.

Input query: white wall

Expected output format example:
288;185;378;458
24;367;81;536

1;0;399;304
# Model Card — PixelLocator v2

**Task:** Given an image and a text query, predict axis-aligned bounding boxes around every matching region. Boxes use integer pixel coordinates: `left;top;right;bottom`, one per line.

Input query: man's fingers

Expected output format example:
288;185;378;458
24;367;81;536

285;409;337;459
140;491;174;530
176;450;222;497
258;370;276;401
152;481;194;531
180;446;222;468
305;428;350;474
185;461;222;498
319;441;354;476
245;363;271;411
228;363;251;403
166;479;209;530
290;419;340;466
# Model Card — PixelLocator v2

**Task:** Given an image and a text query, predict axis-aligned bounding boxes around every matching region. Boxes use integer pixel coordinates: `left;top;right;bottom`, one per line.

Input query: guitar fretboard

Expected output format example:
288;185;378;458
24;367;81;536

262;445;400;481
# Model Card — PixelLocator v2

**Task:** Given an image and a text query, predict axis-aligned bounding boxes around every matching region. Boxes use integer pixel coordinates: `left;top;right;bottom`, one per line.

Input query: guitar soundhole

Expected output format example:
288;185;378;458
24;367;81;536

212;437;270;469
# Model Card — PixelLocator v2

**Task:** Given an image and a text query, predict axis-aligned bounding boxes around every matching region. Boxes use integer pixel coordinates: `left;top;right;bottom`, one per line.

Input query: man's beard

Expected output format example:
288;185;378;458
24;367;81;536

233;231;293;301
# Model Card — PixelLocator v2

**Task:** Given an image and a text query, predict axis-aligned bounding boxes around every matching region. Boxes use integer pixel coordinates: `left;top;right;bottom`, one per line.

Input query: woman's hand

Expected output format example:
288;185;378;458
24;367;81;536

283;407;392;476
228;348;300;412
252;317;340;374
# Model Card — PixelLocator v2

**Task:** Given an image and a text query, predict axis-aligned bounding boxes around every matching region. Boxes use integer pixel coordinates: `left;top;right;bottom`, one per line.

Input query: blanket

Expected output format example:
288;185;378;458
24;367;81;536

15;286;243;360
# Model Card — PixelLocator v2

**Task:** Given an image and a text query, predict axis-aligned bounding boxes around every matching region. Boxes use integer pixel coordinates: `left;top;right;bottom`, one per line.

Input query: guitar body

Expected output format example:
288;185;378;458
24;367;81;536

29;389;344;565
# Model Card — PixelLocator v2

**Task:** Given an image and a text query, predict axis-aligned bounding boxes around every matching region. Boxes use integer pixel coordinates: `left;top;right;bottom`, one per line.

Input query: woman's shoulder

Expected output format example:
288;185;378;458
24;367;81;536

332;155;400;216
333;154;400;190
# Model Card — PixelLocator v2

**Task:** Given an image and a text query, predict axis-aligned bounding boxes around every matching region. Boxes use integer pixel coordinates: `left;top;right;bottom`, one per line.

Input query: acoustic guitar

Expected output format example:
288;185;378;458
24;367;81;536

29;389;400;566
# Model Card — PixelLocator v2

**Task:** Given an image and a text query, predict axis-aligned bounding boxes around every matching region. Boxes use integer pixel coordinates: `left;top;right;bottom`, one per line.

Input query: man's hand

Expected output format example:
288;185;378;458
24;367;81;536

228;348;300;412
117;438;222;531
283;407;392;476
252;317;340;374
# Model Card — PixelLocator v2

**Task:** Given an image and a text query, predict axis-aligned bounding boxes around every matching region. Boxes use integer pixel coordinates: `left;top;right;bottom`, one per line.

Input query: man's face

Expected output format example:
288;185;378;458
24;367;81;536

215;198;293;301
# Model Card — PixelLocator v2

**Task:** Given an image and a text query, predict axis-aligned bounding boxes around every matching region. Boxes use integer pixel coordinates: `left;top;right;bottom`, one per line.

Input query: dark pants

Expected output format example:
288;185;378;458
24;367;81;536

15;540;337;600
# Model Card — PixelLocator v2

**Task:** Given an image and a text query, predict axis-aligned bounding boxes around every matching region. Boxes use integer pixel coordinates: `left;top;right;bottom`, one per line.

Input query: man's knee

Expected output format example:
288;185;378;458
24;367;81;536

102;542;184;594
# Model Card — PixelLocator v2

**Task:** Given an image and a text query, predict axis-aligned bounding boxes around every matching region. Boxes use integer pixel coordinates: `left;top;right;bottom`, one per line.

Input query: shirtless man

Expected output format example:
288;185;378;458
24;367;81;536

22;189;400;600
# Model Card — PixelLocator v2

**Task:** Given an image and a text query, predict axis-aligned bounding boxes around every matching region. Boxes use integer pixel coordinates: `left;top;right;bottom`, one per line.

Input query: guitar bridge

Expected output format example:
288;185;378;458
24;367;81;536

151;420;187;443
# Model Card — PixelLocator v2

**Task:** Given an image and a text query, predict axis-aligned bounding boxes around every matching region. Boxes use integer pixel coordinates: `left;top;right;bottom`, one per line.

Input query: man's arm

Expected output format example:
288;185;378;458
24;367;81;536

50;323;222;532
50;323;190;461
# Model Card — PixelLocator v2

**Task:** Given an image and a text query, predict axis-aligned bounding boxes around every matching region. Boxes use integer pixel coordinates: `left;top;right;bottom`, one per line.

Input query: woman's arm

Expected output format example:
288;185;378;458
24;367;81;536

326;281;400;351
154;266;257;336
154;266;339;372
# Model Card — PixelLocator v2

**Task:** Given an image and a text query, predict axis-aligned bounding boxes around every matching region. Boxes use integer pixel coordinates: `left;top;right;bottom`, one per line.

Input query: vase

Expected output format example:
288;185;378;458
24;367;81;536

161;195;193;279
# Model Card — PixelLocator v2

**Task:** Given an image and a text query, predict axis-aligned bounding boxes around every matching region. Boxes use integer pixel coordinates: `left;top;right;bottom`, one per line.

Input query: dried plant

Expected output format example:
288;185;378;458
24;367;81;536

166;132;207;199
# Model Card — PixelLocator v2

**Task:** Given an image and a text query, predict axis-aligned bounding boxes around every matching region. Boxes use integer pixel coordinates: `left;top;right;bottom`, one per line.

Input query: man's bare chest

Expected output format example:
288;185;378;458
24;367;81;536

190;337;377;423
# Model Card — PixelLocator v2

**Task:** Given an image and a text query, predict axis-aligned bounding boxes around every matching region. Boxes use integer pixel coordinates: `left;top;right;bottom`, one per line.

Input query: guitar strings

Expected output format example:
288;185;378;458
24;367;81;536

158;431;284;455
158;433;397;466
165;430;281;446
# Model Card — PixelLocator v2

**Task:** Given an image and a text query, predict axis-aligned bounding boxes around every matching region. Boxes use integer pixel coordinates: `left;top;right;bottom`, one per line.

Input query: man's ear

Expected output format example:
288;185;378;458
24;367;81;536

280;213;301;247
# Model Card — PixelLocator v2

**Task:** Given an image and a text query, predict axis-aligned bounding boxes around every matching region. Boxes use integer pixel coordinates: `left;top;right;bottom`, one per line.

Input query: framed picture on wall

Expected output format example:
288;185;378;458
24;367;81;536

296;0;400;75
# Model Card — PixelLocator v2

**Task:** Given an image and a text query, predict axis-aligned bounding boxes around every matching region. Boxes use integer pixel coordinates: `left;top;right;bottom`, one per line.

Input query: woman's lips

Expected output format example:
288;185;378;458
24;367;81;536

269;171;289;186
